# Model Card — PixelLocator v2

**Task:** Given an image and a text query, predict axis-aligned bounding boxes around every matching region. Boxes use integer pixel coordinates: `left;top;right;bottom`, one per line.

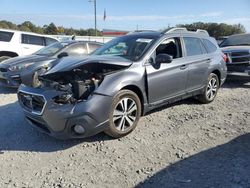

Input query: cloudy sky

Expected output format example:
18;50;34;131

0;0;250;31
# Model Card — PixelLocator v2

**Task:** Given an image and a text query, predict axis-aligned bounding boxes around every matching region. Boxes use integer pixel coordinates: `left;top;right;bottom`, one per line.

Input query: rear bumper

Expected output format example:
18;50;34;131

18;85;112;139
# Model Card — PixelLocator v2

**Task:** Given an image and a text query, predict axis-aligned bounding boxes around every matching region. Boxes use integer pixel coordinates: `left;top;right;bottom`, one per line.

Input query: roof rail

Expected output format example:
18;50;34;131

163;27;188;34
162;27;210;36
196;29;209;36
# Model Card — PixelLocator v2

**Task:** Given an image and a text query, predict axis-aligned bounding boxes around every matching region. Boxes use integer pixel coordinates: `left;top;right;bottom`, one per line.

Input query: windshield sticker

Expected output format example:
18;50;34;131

136;39;153;43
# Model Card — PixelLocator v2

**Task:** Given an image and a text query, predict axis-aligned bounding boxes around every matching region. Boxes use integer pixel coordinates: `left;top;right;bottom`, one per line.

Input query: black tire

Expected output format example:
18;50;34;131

197;73;220;104
0;56;11;63
105;90;141;138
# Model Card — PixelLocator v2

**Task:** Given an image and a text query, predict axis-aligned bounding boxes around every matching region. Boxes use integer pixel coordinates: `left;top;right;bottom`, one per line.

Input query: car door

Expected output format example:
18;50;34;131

21;34;45;55
145;37;188;104
183;37;210;91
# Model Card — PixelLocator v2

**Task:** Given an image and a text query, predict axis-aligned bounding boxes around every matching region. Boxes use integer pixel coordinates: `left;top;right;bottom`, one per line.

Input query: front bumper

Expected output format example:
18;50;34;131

17;85;112;139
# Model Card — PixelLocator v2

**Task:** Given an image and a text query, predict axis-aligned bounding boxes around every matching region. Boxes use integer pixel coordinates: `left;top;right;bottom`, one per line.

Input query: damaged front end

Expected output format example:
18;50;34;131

18;57;132;139
37;62;129;104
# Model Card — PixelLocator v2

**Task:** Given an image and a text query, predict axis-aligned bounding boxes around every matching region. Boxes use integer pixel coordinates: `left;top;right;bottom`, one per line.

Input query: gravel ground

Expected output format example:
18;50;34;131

0;75;250;188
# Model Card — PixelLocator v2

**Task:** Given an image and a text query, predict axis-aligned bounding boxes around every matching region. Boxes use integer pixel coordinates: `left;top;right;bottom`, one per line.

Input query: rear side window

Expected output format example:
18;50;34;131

45;37;58;46
64;43;88;55
203;39;217;53
184;37;206;56
88;43;102;53
0;31;14;42
21;34;45;46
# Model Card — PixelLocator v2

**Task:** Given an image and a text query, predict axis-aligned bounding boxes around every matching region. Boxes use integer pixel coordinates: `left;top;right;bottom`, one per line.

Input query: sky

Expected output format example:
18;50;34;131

0;0;250;31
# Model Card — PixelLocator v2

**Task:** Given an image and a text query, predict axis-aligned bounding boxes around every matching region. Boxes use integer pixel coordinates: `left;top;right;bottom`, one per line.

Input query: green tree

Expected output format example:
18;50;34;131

44;23;58;35
176;22;246;39
0;20;105;36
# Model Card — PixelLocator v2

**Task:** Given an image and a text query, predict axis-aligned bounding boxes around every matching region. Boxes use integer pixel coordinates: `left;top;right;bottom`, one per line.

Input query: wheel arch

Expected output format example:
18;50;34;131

121;85;145;115
211;69;221;85
0;51;19;57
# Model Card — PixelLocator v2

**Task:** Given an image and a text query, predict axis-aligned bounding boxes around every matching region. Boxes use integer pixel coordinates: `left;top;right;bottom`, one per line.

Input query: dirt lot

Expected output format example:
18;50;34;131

0;75;250;188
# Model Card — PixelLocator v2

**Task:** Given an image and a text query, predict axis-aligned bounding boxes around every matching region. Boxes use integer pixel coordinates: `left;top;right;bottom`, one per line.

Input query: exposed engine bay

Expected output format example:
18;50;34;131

38;63;127;104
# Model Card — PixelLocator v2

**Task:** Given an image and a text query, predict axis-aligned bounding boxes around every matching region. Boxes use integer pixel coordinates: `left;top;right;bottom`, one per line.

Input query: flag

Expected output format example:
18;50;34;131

103;9;107;21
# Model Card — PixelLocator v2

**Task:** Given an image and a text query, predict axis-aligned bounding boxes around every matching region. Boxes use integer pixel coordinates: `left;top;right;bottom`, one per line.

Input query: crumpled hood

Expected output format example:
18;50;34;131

45;55;133;74
0;54;54;68
221;46;250;53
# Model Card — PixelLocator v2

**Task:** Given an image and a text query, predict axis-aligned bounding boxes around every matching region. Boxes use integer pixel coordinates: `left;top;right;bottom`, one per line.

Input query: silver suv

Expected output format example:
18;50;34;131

18;28;227;139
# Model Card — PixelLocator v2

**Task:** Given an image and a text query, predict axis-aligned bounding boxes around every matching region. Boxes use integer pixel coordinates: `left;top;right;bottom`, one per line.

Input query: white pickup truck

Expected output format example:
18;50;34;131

0;29;58;62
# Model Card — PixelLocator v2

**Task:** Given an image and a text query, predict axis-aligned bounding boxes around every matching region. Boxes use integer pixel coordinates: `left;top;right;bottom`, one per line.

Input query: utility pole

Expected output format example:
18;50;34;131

89;0;97;36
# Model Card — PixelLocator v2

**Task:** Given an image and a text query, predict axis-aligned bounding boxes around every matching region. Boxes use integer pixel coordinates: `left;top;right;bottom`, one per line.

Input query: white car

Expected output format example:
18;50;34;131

0;29;58;62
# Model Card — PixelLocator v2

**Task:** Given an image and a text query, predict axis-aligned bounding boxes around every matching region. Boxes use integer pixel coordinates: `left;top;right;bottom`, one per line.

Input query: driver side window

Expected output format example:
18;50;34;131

153;37;182;61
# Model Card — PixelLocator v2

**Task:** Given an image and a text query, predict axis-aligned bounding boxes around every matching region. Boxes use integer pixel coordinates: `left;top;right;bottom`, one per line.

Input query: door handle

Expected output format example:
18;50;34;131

180;65;187;70
24;47;30;49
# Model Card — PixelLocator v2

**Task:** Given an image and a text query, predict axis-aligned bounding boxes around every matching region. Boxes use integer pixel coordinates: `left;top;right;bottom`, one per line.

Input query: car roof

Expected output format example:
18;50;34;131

127;28;211;39
127;31;162;38
0;28;57;39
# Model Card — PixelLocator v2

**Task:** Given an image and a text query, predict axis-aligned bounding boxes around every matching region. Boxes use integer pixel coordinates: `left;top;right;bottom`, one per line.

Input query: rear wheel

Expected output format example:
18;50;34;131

197;73;219;103
105;90;141;138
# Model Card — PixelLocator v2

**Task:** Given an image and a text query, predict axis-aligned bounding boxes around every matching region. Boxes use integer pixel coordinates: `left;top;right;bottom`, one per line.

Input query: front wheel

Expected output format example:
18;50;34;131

197;73;219;104
105;90;141;138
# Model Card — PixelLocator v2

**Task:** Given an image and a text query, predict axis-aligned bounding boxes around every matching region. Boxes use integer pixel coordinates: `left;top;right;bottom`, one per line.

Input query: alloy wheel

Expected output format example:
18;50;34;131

206;77;218;100
113;97;138;132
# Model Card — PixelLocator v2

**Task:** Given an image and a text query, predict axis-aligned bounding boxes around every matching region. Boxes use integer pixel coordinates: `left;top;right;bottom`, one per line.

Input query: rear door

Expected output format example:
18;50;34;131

21;34;45;55
146;37;188;104
183;37;210;91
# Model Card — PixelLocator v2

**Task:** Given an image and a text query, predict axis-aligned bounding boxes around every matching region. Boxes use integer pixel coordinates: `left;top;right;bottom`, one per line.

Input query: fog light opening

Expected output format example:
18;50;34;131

73;124;85;135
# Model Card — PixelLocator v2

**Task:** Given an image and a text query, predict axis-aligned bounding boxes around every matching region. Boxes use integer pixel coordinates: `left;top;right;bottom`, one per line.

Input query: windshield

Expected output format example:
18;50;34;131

34;42;69;56
220;34;250;47
92;35;158;61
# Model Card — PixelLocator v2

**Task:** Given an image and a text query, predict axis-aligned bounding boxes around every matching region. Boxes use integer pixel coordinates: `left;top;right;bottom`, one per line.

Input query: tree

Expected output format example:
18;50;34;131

44;23;58;35
0;20;103;36
176;22;246;39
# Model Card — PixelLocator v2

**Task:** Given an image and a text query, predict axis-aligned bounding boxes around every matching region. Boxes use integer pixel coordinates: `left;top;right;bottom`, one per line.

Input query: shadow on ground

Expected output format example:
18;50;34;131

136;134;250;188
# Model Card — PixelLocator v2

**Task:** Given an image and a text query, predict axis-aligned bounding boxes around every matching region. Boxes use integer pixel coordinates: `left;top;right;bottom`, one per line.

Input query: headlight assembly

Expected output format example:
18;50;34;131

9;63;34;71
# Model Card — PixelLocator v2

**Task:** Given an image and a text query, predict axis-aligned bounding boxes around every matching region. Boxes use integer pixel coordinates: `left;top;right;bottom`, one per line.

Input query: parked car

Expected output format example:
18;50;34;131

0;41;102;87
0;29;58;62
17;28;227;139
220;33;250;75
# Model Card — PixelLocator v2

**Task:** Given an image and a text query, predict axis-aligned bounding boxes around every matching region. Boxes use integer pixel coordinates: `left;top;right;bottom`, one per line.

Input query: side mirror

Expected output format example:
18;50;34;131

57;52;69;58
155;54;173;64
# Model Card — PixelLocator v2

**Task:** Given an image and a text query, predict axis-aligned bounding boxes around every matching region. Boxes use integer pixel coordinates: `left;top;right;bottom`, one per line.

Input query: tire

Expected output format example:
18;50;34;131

105;90;141;138
197;73;220;104
0;56;11;63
